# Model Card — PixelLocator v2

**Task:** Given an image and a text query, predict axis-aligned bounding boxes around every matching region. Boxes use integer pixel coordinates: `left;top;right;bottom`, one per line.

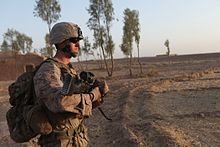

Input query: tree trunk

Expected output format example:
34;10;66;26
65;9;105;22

106;24;114;77
110;50;114;76
137;45;143;74
168;47;170;64
100;43;111;76
98;48;103;69
129;50;133;76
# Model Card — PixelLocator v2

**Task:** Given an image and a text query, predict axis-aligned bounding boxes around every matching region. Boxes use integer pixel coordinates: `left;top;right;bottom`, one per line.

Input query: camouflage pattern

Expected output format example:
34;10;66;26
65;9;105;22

7;67;39;143
33;58;93;147
50;22;83;45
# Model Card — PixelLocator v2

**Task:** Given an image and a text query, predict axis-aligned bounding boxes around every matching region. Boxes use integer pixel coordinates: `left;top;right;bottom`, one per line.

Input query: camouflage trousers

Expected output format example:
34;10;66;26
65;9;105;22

37;123;89;147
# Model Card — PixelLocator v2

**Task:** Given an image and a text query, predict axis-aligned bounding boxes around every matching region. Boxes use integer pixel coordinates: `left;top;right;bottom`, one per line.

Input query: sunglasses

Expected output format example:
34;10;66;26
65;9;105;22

68;27;83;43
69;37;80;44
68;28;83;43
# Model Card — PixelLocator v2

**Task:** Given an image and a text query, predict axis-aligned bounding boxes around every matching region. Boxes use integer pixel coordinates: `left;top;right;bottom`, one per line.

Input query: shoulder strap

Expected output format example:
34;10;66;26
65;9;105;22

45;58;76;75
33;58;54;74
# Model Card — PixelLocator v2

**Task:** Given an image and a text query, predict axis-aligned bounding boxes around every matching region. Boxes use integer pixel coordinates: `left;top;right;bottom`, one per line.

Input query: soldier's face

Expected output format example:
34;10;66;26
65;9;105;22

69;41;80;57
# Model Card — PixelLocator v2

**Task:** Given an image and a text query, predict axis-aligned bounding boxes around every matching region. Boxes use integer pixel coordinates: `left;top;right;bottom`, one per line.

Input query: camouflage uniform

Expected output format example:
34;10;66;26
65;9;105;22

33;58;97;147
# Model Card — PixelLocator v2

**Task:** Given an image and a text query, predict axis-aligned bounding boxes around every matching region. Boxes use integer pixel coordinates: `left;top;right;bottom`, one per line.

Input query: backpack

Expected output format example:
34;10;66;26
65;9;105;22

6;58;96;143
6;59;56;143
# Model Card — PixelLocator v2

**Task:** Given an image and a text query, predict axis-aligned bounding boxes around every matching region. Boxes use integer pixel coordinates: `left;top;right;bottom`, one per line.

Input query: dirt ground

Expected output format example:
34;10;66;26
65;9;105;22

1;53;220;147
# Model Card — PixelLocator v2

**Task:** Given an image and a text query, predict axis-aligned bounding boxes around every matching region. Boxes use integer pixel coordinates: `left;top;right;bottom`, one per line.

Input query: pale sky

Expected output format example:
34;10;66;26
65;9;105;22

0;0;220;58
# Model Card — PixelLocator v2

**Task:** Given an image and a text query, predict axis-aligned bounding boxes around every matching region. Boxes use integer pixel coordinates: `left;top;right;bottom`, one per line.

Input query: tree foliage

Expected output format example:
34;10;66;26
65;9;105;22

81;36;93;60
0;40;9;52
132;11;142;73
164;39;170;56
33;0;61;32
34;0;61;57
39;33;54;57
2;29;33;53
87;0;115;76
121;8;141;75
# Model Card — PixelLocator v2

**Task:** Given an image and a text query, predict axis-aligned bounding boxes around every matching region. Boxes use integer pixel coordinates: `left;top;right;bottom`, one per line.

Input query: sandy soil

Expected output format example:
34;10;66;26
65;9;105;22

1;53;220;147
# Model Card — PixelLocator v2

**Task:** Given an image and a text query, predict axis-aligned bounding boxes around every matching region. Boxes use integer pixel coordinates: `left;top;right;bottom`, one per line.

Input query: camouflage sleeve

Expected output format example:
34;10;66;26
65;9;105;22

33;62;92;115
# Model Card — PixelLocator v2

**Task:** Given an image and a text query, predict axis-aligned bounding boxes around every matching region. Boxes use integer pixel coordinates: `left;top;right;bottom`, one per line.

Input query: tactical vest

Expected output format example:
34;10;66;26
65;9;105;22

35;59;89;146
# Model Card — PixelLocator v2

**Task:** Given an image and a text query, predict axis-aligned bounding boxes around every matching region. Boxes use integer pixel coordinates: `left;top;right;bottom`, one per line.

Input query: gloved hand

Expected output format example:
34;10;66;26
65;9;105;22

90;87;103;109
90;87;102;102
89;80;109;102
93;79;109;97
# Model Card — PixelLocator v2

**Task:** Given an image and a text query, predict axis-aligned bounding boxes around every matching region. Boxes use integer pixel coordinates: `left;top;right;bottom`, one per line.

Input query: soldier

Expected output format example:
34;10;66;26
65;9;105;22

33;22;109;147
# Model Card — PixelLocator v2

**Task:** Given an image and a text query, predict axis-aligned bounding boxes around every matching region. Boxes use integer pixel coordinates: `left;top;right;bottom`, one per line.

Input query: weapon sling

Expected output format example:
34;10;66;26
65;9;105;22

98;107;112;121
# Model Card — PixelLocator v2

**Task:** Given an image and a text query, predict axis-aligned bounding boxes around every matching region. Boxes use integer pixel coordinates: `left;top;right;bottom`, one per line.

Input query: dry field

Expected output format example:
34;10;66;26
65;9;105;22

1;53;220;147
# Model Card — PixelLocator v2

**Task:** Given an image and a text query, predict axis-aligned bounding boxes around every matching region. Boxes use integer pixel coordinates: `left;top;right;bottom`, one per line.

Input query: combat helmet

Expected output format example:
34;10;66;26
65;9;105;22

50;22;83;45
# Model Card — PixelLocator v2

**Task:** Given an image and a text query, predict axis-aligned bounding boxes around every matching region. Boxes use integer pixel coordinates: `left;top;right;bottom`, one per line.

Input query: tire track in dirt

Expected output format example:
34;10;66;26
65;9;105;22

120;69;220;146
121;82;191;147
1;69;220;146
88;77;162;147
88;79;144;147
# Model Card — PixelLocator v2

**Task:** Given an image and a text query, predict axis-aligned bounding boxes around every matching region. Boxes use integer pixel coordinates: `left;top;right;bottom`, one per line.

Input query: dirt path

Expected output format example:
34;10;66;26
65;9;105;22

87;68;220;147
1;56;220;147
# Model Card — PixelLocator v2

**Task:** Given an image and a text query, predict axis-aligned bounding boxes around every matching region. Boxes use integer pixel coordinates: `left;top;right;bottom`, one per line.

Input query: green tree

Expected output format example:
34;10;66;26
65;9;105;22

3;29;18;52
40;33;54;57
87;0;115;76
164;39;170;56
3;29;33;53
16;33;33;53
81;36;93;61
80;36;93;70
132;10;142;74
34;0;61;57
120;8;140;76
1;40;9;52
33;0;61;32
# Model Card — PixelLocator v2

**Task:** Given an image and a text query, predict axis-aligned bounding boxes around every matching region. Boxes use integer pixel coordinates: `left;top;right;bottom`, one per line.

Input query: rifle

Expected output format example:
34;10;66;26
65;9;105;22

62;71;112;121
79;71;112;121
